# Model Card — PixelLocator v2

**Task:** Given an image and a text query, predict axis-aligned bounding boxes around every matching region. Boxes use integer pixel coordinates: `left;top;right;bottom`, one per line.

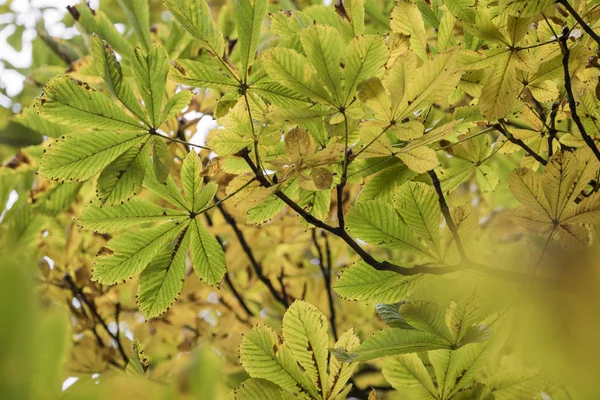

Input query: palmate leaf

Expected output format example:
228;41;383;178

239;301;358;399
37;36;190;204
80;152;225;317
510;149;600;246
335;297;493;363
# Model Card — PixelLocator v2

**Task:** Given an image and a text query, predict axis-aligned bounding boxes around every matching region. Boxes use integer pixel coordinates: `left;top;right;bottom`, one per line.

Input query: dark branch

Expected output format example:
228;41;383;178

558;26;600;162
215;202;289;307
64;274;129;366
203;211;255;317
493;122;548;165
557;0;600;46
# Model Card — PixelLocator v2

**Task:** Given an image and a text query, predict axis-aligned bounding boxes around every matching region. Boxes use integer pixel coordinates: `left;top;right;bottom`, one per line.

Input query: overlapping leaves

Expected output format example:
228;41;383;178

238;301;359;399
334;297;493;363
78;152;224;318
36;35;191;205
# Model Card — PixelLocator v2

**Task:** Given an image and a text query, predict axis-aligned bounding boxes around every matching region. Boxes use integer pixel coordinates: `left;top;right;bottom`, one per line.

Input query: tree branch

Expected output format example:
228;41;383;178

557;0;600;46
493;122;548;165
558;26;600;162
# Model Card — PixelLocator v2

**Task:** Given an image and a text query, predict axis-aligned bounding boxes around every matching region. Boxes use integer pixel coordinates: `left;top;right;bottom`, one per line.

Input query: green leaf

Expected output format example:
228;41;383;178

400;301;454;343
333;261;423;303
93;221;187;284
344;35;388;104
78;198;186;233
118;0;152;51
72;3;132;55
234;379;296;400
390;1;428;60
181;151;204;212
233;0;268;77
300;24;344;105
151;137;171;183
282;301;329;396
344;328;452;361
382;354;437;399
39;131;146;183
125;341;148;376
137;229;189;318
189;219;226;286
96;140;149;206
240;325;319;398
393;182;441;258
91;35;147;122
160;90;194;123
262;48;335;105
479;53;518;120
327;329;360;399
345;200;431;257
170;59;239;90
390;50;461;120
247;180;298;224
375;303;415;329
132;45;169;128
163;0;225;57
34;75;143;131
500;0;553;17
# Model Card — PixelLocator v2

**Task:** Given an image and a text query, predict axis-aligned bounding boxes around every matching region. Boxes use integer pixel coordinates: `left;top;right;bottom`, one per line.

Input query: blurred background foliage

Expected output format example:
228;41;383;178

2;0;600;399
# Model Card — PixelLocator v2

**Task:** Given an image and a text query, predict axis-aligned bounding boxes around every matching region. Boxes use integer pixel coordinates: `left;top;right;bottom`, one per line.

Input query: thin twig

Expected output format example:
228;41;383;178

312;230;338;340
203;211;256;318
215;201;289;307
64;274;129;366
